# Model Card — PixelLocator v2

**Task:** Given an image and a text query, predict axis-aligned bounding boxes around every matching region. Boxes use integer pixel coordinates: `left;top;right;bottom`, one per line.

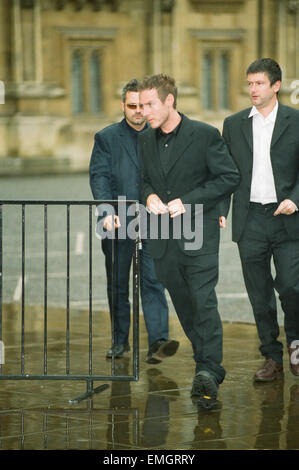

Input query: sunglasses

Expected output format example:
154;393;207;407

126;103;141;110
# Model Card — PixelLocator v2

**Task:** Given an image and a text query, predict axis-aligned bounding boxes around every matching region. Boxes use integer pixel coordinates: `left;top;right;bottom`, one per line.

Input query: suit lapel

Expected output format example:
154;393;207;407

240;104;290;152
166;115;193;175
119;119;140;168
143;115;193;180
271;104;290;148
144;128;167;184
241;111;253;153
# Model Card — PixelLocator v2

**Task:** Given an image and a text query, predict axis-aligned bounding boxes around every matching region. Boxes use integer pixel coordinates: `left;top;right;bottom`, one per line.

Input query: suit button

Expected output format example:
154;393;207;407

167;190;171;195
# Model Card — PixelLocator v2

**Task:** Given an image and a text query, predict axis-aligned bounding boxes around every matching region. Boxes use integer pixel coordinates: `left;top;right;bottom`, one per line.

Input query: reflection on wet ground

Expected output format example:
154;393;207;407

0;305;298;450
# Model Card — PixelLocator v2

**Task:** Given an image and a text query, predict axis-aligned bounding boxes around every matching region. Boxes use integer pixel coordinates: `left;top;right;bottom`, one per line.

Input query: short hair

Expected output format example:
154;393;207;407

138;74;178;108
246;58;282;86
121;79;140;102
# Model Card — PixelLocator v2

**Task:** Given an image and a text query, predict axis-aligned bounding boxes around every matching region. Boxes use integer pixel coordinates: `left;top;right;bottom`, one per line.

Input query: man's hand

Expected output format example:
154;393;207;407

168;198;186;218
146;194;169;215
103;215;121;231
219;216;226;228
274;199;297;216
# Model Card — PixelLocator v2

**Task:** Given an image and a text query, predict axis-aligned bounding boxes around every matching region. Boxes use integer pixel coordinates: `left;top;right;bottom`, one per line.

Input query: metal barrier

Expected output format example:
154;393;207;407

0;200;140;404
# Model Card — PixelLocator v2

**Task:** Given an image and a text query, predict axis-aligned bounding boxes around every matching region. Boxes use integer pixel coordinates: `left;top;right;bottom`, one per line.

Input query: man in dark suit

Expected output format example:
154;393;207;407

221;58;299;381
89;79;179;364
138;74;240;408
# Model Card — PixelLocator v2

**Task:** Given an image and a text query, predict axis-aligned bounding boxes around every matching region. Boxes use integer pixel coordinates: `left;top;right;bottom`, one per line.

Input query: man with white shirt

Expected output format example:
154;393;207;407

221;58;299;381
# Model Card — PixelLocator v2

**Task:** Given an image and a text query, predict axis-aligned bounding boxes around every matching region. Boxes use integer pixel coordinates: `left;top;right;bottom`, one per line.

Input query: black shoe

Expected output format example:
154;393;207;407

106;344;130;359
191;370;218;410
146;339;179;364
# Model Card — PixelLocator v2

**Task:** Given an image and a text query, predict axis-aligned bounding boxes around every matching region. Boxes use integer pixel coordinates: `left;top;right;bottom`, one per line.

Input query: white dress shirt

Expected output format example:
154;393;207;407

249;102;278;204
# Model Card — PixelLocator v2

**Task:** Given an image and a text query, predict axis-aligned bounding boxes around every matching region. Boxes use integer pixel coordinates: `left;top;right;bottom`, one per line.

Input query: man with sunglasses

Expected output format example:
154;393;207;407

89;79;179;364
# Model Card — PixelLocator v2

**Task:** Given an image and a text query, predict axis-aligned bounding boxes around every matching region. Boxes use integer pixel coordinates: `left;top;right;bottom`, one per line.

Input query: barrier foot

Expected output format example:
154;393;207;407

69;381;110;404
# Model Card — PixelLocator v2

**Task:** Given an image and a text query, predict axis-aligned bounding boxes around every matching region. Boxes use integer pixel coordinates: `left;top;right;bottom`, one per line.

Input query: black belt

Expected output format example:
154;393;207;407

249;202;278;211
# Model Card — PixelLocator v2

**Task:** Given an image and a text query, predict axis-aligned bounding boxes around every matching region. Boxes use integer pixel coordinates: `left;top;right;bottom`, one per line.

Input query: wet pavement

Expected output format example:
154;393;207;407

0;306;298;451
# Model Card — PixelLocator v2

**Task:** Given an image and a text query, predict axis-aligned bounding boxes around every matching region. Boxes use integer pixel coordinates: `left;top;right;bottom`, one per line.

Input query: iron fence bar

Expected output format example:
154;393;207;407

133;202;140;380
0;204;2;375
0;200;138;205
66;204;70;374
0;374;136;381
21;204;25;375
111;233;118;376
44;203;48;375
0;407;139;415
88;406;92;448
69;382;110;405
66;412;70;449
43;412;48;449
21;410;25;449
88;204;93;376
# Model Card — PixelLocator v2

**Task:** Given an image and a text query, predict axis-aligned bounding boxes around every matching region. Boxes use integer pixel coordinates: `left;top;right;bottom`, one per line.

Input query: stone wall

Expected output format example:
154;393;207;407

0;0;298;174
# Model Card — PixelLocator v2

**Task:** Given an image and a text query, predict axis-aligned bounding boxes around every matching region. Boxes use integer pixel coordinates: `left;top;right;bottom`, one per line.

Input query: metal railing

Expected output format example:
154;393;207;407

0;200;140;403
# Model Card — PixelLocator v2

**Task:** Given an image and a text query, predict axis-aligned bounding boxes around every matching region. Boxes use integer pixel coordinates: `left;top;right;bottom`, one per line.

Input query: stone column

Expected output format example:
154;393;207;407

151;0;175;75
277;0;287;71
293;2;299;76
287;0;299;77
12;0;23;83
152;0;163;73
34;0;43;83
12;0;43;83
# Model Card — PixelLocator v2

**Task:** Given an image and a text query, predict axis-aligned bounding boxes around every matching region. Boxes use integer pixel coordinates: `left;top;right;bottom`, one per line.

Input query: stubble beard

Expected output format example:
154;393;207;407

125;113;145;130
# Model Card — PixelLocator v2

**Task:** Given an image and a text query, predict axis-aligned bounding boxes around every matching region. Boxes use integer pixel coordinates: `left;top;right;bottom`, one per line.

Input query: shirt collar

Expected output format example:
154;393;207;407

248;101;278;122
157;113;183;137
124;118;147;135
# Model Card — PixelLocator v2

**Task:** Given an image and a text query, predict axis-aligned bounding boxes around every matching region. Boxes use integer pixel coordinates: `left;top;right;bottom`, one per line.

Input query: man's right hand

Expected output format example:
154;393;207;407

146;194;169;215
103;215;121;231
219;216;226;228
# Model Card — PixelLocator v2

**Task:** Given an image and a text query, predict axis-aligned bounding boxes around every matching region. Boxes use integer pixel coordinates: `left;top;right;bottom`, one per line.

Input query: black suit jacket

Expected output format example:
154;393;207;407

90;118;143;202
89;118;146;234
222;103;299;243
139;114;240;258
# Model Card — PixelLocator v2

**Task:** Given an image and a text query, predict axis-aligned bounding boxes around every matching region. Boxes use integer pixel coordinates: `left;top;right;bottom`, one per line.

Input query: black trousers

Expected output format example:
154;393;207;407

154;237;225;385
238;203;299;363
101;237;169;347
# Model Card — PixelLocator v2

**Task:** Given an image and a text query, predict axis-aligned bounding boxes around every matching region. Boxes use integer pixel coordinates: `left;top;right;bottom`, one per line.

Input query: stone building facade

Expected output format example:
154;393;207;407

0;0;298;174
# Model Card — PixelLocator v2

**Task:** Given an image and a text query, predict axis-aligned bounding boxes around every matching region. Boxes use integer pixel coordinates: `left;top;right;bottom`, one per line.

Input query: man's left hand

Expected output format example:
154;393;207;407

274;199;297;216
168;198;186;218
219;216;226;228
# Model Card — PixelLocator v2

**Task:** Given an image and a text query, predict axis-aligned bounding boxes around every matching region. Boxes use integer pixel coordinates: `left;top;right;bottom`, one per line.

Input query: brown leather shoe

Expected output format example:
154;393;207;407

287;343;299;377
254;358;284;382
